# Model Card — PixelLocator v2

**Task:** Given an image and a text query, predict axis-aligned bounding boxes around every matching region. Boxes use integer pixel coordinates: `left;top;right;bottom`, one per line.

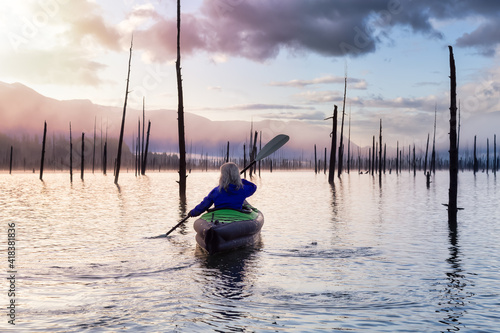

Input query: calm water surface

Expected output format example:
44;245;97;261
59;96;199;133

0;171;499;332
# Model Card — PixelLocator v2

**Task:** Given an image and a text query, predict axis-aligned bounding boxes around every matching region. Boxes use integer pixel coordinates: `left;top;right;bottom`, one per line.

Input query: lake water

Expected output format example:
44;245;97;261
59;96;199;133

1;170;499;332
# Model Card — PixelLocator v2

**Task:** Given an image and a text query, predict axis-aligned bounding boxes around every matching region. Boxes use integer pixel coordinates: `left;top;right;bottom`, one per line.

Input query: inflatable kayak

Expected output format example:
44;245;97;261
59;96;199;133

193;203;264;255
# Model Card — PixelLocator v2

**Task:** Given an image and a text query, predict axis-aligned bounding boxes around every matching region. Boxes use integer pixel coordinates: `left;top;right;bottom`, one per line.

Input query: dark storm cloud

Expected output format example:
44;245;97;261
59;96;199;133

456;20;500;56
134;0;500;61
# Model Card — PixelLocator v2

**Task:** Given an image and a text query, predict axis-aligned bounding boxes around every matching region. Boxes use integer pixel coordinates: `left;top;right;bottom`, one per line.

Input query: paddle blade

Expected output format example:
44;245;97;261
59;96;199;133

255;134;289;162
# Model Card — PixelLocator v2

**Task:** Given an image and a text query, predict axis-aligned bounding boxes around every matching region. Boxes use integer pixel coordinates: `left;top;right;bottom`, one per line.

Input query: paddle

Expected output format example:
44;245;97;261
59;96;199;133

165;134;289;236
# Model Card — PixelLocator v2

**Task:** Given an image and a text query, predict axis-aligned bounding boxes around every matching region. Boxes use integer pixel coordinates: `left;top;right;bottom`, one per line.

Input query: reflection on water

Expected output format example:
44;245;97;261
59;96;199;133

436;224;475;332
193;244;262;332
0;171;499;332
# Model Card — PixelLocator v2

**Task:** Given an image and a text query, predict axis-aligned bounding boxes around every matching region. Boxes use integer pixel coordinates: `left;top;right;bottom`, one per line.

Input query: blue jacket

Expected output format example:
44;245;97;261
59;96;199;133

189;179;257;217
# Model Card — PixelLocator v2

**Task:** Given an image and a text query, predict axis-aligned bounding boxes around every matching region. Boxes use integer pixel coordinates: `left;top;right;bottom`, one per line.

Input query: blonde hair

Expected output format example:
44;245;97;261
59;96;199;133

219;162;242;191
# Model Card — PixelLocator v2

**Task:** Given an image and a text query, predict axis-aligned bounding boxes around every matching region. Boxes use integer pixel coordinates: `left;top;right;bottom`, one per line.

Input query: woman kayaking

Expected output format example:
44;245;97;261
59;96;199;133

189;162;257;217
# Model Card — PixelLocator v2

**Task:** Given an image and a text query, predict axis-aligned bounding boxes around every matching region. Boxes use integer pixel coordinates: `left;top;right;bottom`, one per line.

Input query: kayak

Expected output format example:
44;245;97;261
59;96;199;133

193;203;264;255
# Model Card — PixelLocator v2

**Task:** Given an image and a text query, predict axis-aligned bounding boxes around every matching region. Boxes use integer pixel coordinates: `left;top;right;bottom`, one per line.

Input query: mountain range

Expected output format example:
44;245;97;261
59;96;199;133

0;81;335;158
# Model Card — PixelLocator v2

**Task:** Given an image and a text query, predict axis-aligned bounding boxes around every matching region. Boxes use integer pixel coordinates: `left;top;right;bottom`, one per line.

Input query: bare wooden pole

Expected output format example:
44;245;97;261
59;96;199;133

176;0;187;198
39;121;47;181
448;45;459;225
70;122;73;182
115;37;133;185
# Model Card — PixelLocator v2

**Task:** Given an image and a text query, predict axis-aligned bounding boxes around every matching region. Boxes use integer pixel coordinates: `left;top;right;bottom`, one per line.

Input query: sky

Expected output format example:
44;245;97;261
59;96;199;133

1;0;499;151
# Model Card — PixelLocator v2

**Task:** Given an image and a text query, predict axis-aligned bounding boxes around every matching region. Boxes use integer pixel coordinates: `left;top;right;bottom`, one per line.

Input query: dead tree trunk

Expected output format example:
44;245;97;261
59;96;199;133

70;122;73;182
396;141;399;175
399;149;402;174
448;45;459;225
379;119;382;182
413;144;416;176
243;144;247;178
259;132;262;177
424;133;430;174
486;138;490;174
176;0;187;198
494;134;497;175
324;147;327;174
9;146;13;174
142;120;151;175
251;131;258;176
383;144;386;174
314;144;318;174
115;37;133;185
371;136;375;176
338;76;347;177
325;105;338;184
39;121;47;181
226;141;230;163
92;116;96;174
142;97;145;174
473;135;478;174
103;141;107;176
347;105;351;174
81;132;85;181
137;118;141;176
431;105;437;174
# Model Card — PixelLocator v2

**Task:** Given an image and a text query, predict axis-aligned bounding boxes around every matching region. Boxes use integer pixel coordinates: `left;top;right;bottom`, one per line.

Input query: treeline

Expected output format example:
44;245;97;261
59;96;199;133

2;131;498;174
312;143;499;175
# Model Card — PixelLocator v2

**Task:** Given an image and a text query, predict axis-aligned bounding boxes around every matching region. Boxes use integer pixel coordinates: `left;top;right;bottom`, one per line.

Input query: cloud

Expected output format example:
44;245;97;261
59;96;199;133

0;0;121;85
130;0;500;62
294;90;342;104
196;103;315;112
259;110;327;121
456;20;500;56
0;48;107;85
269;75;367;89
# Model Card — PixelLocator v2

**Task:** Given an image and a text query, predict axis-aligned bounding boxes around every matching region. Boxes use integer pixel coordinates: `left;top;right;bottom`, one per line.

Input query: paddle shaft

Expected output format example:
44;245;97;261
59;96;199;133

165;215;190;236
240;160;256;175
